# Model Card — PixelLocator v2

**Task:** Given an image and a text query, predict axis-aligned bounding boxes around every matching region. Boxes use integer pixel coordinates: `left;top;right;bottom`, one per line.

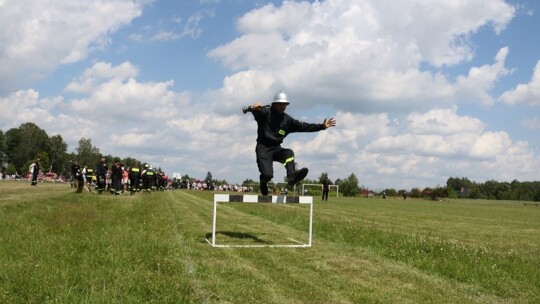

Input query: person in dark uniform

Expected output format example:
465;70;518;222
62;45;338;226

111;161;123;195
96;157;108;194
322;179;330;201
129;161;141;194
141;164;155;192
84;165;94;192
30;158;40;186
246;91;336;196
70;160;80;188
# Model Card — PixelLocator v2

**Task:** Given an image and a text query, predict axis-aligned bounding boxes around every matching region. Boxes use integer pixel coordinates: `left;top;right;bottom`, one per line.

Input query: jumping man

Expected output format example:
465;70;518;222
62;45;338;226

246;91;336;196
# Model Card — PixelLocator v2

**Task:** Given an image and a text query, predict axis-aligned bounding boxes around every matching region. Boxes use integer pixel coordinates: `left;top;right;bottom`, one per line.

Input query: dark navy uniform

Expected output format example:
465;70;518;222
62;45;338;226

252;107;324;195
96;159;108;194
142;167;155;192
129;165;141;193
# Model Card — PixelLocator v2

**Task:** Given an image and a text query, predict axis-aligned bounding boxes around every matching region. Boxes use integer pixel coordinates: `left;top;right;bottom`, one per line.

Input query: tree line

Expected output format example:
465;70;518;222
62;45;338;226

0;122;144;178
379;177;540;201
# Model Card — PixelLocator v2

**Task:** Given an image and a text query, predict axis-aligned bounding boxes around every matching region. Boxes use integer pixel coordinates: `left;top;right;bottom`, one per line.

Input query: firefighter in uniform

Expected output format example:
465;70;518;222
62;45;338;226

85;165;94;192
70;160;84;192
141;164;155;192
129;161;141;194
76;167;85;193
96;157;108;194
111;161;123;195
29;158;40;186
247;91;336;196
70;160;80;189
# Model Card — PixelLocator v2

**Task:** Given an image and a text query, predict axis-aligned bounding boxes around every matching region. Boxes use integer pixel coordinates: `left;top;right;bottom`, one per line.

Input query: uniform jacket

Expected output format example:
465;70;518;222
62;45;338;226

96;162;108;177
252;107;324;146
129;166;141;179
112;165;123;179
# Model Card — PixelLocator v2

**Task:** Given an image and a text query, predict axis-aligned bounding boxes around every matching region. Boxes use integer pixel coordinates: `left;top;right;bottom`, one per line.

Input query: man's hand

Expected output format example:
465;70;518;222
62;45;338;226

323;118;336;129
251;102;264;110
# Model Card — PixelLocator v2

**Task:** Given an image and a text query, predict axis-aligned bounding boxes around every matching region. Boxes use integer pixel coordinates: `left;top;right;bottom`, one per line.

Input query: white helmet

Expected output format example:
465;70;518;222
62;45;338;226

272;91;289;105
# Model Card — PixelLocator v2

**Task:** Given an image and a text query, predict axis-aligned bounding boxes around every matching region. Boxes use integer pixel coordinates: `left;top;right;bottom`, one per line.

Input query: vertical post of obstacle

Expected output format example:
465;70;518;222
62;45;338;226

308;200;313;246
212;198;217;246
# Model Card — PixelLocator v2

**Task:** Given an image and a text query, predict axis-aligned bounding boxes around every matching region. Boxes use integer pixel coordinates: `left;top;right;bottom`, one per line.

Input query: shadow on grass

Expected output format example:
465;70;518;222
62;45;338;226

205;231;271;244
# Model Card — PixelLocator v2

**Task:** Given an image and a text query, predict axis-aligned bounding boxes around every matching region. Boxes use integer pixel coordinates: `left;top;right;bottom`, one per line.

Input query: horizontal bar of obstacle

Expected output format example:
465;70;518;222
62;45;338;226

214;194;313;204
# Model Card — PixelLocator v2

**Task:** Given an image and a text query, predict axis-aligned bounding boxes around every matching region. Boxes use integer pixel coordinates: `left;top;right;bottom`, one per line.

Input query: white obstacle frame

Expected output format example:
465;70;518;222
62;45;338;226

207;194;313;248
301;183;339;197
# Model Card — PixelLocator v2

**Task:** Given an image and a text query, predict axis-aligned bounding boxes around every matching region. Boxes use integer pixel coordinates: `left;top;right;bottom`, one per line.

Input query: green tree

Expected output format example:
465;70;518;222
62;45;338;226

76;138;101;167
383;188;397;197
122;157;140;168
242;178;256;185
49;134;67;173
318;172;331;184
5;123;50;172
409;188;421;198
36;152;50;173
446;177;475;198
0;130;6;165
6;163;16;176
205;171;213;182
339;173;360;197
433;186;447;199
447;187;458;199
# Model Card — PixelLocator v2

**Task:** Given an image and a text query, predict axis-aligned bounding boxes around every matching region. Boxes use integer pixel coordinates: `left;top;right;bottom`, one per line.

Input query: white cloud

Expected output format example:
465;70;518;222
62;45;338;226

65;61;139;93
522;117;540;130
0;61;191;166
500;60;540;106
356;108;539;188
132;12;212;42
68;76;188;123
454;47;512;106
207;0;515;113
406;107;484;136
152;31;182;42
0;0;147;93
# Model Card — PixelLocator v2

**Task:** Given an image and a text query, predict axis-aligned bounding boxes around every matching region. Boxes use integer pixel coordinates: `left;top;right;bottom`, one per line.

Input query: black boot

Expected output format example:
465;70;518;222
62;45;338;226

285;161;296;179
260;180;269;196
286;162;309;186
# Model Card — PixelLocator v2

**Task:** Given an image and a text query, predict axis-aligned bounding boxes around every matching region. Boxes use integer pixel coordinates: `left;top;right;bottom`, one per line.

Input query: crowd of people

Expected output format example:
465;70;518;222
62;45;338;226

70;158;170;195
5;157;264;195
67;158;256;195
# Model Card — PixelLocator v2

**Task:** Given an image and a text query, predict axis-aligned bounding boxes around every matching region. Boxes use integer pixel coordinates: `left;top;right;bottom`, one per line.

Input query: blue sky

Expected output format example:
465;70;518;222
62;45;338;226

1;0;539;190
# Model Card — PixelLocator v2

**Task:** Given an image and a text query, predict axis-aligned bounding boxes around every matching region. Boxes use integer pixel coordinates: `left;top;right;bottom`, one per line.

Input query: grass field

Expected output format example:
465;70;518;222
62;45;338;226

0;181;539;303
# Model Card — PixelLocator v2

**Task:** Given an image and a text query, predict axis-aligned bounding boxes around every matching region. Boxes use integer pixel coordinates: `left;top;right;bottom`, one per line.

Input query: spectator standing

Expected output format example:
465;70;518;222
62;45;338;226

85;165;94;192
111;161;123;195
122;165;129;192
322;179;330;201
96;157;108;194
29;158;40;186
70;160;80;189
